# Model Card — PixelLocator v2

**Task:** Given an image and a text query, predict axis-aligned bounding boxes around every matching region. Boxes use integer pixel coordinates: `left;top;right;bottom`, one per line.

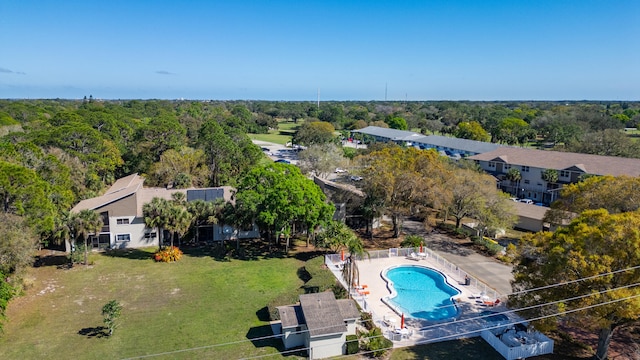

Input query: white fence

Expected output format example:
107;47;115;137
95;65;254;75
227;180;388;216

481;329;554;359
325;246;500;299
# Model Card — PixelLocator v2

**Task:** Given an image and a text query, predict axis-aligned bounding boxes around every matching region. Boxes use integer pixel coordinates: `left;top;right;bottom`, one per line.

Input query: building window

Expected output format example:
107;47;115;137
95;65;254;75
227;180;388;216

144;232;157;239
504;164;511;170
524;180;530;184
560;170;569;177
521;166;530;172
116;218;130;225
488;162;496;168
116;234;131;242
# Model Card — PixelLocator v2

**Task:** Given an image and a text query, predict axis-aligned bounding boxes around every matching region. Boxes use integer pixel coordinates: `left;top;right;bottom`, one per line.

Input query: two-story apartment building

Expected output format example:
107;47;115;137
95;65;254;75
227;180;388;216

469;147;640;204
350;126;424;145
411;135;505;158
69;173;258;251
351;126;507;159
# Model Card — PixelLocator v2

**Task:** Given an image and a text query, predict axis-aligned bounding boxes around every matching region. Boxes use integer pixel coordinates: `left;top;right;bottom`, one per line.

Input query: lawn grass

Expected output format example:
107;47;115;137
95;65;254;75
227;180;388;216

248;120;302;145
0;247;311;359
278;121;302;133
390;338;503;359
248;132;291;145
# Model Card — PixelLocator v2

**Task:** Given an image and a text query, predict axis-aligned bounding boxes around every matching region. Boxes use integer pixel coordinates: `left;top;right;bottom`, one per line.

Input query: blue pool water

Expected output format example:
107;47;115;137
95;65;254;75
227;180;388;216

384;265;460;321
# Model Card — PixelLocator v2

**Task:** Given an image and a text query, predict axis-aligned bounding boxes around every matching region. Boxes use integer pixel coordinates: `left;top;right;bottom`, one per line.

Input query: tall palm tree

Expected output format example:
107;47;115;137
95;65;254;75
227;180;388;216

52;211;73;252
143;197;170;250
541;168;559;184
71;209;104;266
506;168;522;196
171;192;187;205
187;199;221;244
165;204;192;248
325;222;368;298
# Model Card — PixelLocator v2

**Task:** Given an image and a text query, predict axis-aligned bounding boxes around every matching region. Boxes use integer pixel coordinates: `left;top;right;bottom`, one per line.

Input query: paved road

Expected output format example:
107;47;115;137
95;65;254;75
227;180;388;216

403;219;514;296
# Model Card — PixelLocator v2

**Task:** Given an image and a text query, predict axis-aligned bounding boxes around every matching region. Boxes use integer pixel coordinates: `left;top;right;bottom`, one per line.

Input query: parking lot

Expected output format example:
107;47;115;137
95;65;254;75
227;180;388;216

253;140;300;165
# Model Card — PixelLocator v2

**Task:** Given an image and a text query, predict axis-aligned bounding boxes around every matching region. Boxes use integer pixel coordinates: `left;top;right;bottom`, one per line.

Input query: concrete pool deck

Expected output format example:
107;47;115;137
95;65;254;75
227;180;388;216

326;248;524;347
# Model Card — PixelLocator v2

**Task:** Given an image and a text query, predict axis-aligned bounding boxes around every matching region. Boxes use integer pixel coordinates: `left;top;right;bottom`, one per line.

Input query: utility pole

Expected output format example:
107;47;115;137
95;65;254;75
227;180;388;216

317;88;320;109
385;83;387;101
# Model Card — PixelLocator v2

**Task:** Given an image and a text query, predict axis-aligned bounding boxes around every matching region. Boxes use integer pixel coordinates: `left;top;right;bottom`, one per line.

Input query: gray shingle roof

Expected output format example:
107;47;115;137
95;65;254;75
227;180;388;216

413;135;505;154
277;305;305;329
352;126;424;141
469;147;640;177
71;173;235;216
299;292;347;337
336;299;360;320
71;174;144;213
352;126;505;155
512;201;549;220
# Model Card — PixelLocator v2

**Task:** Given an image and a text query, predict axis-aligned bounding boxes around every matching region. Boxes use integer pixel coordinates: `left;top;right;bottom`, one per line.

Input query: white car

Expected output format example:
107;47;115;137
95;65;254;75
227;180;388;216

350;175;363;181
335;168;347;173
519;199;534;204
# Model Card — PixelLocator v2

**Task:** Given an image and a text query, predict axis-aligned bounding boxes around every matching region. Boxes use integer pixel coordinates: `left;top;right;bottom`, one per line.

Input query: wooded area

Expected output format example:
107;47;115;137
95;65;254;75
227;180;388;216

1;99;639;335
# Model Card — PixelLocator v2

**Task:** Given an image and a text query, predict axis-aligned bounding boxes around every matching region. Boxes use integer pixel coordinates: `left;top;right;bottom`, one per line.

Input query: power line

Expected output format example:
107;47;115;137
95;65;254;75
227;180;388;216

412;263;640;314
114;283;640;359
7;264;639;351
415;282;640;333
329;293;640;360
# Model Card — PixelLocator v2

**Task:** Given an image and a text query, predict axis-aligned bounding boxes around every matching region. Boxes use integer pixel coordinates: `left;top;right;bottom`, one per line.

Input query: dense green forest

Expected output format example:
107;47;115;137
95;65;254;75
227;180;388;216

0;99;638;244
0;98;639;331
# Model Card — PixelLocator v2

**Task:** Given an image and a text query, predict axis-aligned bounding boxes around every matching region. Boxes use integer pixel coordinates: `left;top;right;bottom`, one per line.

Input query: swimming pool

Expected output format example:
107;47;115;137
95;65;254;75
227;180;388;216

382;265;460;321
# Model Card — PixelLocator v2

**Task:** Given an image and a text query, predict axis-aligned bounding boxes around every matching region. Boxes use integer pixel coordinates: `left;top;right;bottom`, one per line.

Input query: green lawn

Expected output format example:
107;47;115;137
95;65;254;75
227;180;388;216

248;120;302;145
248;132;291;145
390;338;503;360
0;247;312;359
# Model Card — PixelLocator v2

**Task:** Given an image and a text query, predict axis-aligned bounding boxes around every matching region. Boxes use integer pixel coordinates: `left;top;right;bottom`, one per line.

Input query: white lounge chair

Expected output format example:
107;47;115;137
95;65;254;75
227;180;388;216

406;252;420;261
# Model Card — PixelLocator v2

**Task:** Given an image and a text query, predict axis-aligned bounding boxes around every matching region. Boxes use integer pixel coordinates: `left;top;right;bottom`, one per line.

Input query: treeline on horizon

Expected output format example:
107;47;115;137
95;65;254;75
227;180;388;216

0;98;639;245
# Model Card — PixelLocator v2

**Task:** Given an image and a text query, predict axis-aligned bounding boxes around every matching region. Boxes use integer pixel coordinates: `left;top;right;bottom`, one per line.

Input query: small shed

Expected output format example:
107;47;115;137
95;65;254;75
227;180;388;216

277;292;360;359
513;202;550;232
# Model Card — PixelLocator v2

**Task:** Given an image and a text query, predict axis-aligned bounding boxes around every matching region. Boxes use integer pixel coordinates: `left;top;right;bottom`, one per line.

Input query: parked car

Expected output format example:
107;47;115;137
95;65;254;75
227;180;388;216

519;199;534;204
275;159;291;164
350;175;363;181
335;168;347;173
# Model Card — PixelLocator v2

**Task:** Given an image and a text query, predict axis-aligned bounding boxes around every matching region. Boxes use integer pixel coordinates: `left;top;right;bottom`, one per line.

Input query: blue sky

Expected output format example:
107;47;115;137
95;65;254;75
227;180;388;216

1;0;638;100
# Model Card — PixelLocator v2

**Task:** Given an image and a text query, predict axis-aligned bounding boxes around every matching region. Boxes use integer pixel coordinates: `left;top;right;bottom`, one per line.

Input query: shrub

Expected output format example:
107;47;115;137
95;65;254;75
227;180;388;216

331;282;347;299
0;273;15;331
266;291;302;321
400;235;423;248
360;311;375;330
363;327;393;358
498;243;518;263
267;255;344;320
303;256;338;294
68;243;86;265
438;222;456;232
153;246;183;262
102;300;123;336
345;334;359;354
472;236;504;256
